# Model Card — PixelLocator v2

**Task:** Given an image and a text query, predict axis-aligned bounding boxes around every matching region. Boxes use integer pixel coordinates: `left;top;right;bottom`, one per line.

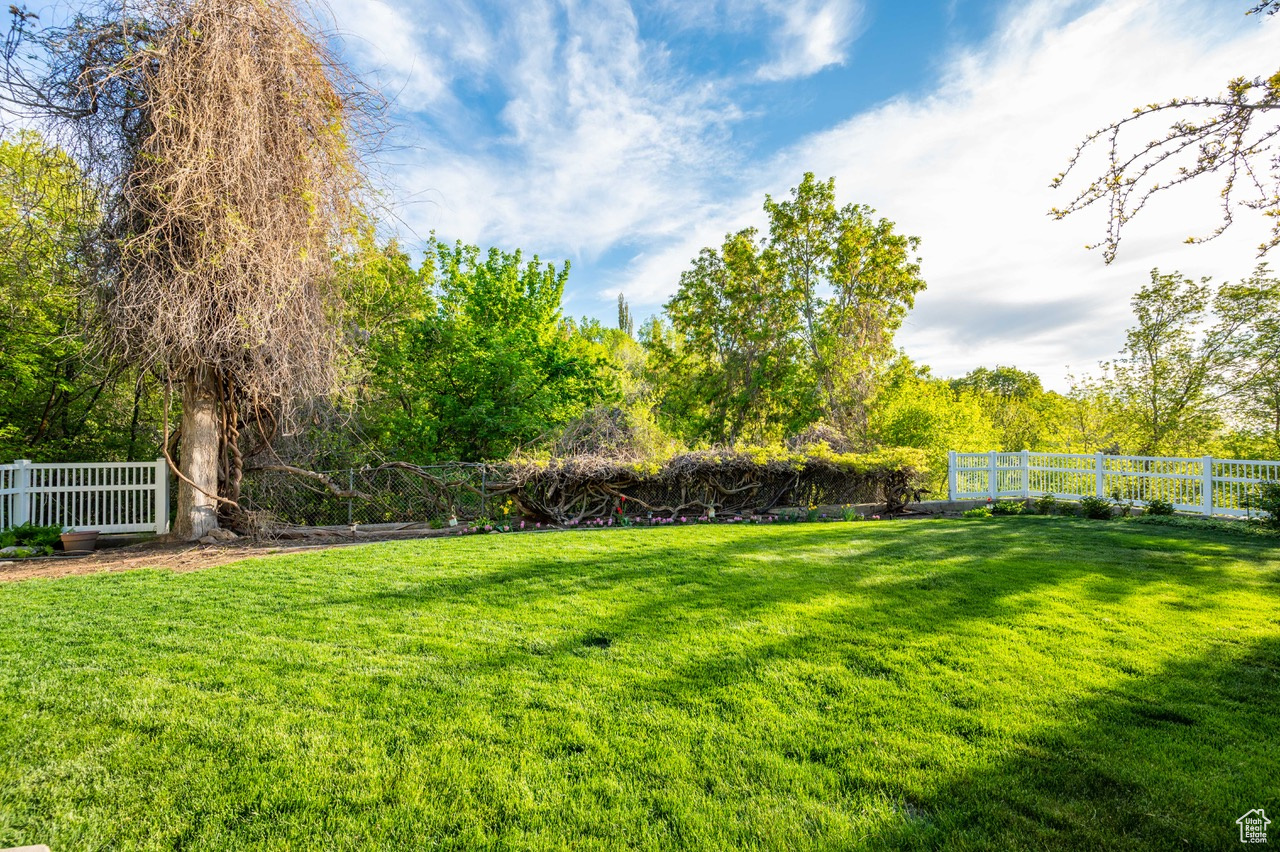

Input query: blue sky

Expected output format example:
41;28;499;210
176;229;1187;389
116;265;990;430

320;0;1278;390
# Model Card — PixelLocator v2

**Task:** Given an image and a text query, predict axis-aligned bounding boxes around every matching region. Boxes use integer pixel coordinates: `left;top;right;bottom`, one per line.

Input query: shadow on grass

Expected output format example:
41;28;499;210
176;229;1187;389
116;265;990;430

309;519;1265;670
865;633;1280;851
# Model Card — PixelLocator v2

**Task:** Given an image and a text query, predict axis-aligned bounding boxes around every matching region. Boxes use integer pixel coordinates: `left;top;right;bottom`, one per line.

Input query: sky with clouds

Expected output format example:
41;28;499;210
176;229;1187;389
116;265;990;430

317;0;1279;390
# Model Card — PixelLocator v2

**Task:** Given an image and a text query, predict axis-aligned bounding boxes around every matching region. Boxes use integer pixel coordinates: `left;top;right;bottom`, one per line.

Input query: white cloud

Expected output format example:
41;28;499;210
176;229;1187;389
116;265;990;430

383;0;742;259
756;0;864;81
612;0;1279;389
320;0;491;108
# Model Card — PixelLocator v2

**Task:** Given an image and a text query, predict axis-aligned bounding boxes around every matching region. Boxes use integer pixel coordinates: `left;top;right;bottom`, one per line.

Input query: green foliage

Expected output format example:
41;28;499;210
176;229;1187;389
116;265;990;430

1098;267;1280;456
1144;498;1176;516
869;356;996;494
1248;481;1280;529
1033;494;1060;515
1078;495;1115;520
365;237;618;462
658;173;923;445
0;132;163;463
0;523;63;549
991;500;1025;516
1127;513;1280;539
962;505;992;519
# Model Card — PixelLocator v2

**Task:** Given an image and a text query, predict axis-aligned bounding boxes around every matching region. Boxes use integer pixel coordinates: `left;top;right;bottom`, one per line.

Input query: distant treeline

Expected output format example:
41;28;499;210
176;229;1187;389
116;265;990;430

3;135;1278;490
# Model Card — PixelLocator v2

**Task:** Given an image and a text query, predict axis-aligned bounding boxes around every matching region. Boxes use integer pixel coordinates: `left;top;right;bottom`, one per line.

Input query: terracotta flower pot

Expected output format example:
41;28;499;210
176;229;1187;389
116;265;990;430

60;530;99;553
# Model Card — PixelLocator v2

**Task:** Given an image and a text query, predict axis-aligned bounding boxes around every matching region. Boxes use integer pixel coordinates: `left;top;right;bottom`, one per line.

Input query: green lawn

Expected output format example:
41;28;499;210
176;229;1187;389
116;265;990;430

0;519;1277;851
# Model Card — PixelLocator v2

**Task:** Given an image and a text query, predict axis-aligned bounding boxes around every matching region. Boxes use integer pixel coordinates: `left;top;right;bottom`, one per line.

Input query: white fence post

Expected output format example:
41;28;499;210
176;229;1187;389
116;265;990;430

987;450;997;500
13;459;31;527
947;450;958;501
154;457;170;535
1094;451;1105;498
1020;449;1030;498
1202;456;1214;517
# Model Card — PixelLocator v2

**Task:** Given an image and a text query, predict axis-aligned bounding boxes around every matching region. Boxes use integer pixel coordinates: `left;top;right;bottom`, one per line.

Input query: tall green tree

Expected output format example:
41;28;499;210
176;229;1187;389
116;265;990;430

663;228;807;443
659;173;924;445
1104;267;1280;455
366;239;617;461
0;132;162;462
766;173;925;441
868;357;996;494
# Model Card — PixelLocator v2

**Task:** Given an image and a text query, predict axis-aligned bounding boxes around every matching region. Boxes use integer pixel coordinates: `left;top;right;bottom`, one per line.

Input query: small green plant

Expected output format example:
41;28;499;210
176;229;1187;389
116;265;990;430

1078;495;1115;520
1143;498;1175;516
991;500;1025;516
1032;494;1058;515
0;523;63;550
840;504;858;522
962;506;992;519
1247;482;1280;529
806;503;820;522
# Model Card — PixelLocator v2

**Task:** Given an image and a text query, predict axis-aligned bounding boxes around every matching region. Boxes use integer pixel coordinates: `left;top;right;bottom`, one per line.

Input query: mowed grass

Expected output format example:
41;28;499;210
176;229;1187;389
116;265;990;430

0;519;1278;851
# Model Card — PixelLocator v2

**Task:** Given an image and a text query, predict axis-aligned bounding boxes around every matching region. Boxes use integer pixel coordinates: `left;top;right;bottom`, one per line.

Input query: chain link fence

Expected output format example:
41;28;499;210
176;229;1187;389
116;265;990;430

240;464;492;527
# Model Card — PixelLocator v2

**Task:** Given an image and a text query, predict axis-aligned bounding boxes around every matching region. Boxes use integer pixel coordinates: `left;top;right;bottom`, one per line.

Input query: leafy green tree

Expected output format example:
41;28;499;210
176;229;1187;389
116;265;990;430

366;239;617;461
658;173;923;445
616;294;634;337
868;357;996;494
0;131;162;462
663;228;809;443
950;365;1067;452
1103;269;1280;455
766;173;925;441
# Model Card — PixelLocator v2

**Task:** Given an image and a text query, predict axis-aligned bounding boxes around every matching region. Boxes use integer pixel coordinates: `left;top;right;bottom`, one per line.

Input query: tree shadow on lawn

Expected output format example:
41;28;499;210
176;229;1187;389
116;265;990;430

864;633;1280;851
1;521;1275;849
309;520;1267;664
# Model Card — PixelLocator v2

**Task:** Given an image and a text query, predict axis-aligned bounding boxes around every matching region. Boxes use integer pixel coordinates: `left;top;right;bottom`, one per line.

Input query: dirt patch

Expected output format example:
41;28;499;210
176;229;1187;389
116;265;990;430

0;526;465;583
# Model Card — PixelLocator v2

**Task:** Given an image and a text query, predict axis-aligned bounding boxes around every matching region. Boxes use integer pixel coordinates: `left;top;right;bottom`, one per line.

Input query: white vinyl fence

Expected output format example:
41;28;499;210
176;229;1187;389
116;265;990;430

948;450;1280;517
0;459;170;534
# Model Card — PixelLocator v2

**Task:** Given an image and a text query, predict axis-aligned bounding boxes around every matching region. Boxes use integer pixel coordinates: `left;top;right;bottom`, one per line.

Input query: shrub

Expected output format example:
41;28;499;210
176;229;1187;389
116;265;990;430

962;506;992;519
991;500;1025;516
1248;482;1280;530
1078;495;1115;520
0;523;63;550
1032;494;1058;515
1144;498;1175;516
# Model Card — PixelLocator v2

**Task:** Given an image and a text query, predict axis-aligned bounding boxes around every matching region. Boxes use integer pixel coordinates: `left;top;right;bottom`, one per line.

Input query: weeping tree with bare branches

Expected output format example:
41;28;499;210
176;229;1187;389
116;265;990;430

2;0;375;538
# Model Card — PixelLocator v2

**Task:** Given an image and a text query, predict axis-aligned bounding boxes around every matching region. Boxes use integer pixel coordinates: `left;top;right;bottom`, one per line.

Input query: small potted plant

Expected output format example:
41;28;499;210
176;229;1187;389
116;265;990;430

60;528;100;553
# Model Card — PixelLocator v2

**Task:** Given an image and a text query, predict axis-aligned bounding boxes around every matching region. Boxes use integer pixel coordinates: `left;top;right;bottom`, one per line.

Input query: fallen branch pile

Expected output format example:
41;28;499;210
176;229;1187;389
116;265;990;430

239;447;928;528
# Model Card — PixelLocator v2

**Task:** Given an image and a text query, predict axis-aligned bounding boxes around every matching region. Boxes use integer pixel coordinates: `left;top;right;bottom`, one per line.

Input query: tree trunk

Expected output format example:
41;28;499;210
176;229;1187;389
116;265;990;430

174;367;220;540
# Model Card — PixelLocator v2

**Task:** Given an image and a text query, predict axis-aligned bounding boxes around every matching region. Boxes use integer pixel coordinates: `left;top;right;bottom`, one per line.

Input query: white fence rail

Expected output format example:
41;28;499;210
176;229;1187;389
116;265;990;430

948;450;1280;517
0;459;170;534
